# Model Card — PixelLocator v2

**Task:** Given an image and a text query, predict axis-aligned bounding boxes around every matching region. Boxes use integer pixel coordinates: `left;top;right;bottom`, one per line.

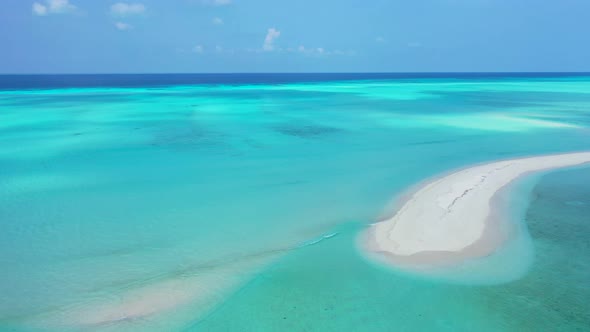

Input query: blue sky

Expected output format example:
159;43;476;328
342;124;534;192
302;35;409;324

1;0;590;73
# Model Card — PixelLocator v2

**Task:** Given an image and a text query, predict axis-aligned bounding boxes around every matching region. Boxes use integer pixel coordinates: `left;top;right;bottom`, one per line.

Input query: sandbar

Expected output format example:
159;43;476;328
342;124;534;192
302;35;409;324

364;152;590;268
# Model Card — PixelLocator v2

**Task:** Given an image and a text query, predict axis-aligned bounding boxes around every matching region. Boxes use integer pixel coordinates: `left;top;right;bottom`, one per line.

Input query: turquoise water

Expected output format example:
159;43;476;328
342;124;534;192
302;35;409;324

1;75;589;331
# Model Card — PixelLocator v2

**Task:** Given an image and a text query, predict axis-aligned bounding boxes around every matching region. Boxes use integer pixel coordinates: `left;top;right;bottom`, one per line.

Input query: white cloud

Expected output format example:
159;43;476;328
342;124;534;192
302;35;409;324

111;2;146;16
193;45;204;53
48;0;75;12
201;0;231;6
263;28;281;51
332;49;355;56
294;45;355;56
32;2;48;15
376;36;386;43
303;46;326;55
115;22;132;30
32;0;77;16
212;17;223;25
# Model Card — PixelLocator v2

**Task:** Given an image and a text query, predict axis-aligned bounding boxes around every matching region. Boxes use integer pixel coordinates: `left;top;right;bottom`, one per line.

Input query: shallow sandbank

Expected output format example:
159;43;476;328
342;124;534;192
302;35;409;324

364;152;590;269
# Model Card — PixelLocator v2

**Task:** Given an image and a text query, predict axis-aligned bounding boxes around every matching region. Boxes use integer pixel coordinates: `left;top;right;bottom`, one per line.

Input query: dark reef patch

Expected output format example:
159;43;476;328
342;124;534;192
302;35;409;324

272;123;341;138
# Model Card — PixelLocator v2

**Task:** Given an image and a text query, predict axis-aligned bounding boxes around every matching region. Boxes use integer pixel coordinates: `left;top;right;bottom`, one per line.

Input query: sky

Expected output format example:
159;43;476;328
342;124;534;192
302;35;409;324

1;0;590;73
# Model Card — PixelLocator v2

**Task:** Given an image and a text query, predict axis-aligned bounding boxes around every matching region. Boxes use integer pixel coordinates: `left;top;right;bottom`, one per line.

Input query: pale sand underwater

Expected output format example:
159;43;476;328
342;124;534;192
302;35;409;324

364;152;590;277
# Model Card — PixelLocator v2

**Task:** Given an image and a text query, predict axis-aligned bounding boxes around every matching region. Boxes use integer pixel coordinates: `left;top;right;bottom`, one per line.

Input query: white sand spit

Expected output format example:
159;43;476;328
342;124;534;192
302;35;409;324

365;152;590;267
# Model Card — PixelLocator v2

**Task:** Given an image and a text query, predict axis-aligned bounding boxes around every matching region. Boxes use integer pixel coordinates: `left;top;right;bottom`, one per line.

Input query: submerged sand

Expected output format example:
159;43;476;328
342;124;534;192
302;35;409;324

27;231;340;331
365;152;590;268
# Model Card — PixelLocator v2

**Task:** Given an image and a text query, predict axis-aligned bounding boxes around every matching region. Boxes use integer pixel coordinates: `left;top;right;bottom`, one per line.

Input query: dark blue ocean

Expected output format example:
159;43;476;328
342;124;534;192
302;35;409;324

1;72;590;90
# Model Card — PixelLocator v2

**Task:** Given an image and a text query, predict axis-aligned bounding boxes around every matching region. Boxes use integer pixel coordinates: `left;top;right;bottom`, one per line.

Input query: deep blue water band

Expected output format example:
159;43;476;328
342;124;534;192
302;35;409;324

1;72;590;90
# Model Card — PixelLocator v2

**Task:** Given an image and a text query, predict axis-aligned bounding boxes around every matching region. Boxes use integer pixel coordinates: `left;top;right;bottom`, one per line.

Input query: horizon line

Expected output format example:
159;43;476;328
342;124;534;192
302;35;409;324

1;71;590;76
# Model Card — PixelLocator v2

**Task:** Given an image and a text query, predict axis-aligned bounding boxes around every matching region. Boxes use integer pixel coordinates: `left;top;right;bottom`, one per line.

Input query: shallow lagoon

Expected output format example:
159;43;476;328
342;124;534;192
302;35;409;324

0;75;589;331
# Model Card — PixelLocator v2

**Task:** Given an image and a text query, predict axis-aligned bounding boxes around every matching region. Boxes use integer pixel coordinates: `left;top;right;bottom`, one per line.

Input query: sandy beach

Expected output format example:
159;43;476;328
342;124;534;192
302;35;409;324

364;152;590;268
